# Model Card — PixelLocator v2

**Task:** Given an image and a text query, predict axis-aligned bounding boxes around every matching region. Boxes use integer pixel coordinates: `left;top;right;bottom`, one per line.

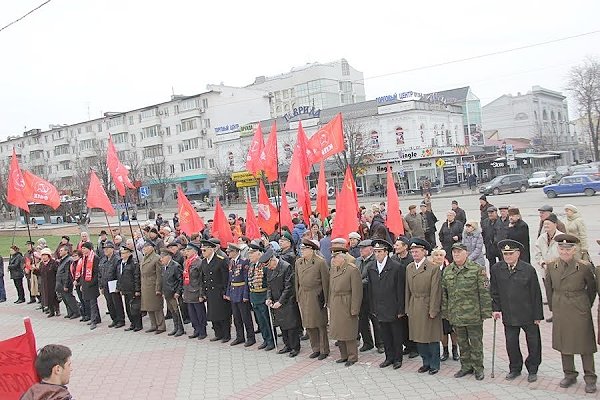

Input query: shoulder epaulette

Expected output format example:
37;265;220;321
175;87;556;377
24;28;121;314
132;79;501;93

216;254;225;260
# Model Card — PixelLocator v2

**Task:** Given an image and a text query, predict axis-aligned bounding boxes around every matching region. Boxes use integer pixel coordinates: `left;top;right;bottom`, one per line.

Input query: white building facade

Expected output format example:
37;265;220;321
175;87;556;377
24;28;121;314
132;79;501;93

246;59;366;119
0;85;271;202
482;85;575;148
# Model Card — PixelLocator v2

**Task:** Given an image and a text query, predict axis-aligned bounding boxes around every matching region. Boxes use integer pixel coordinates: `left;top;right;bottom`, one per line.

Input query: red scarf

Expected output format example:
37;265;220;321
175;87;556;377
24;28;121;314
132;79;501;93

83;252;95;282
183;254;198;286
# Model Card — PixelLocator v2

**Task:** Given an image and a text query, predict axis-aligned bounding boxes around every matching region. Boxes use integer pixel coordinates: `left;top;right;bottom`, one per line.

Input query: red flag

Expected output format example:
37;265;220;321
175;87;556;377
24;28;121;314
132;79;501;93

245;123;265;176
212;199;234;245
342;165;359;218
297;180;312;226
176;186;205;235
22;171;60;210
86;170;116;216
284;121;311;194
385;163;404;236
307;113;345;164
257;181;278;235
0;318;39;400
316;161;329;219
7;149;29;212
331;180;358;240
262;122;279;182
107;135;135;196
278;185;294;229
245;200;261;240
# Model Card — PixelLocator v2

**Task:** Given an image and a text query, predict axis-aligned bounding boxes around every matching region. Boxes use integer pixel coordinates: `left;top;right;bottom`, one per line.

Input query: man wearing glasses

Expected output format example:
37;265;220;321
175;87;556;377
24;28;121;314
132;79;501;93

200;239;232;342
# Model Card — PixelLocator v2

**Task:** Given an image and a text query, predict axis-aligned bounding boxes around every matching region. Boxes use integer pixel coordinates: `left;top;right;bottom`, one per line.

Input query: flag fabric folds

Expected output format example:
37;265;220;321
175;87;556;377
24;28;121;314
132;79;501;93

385;163;404;237
107;136;135;196
278;185;294;229
316;161;329;219
331;179;358;240
7;149;29;212
86;171;116;216
307;113;345;164
0;318;39;400
342;165;359;218
262;122;279;182
176;186;205;235
22;171;60;210
257;181;278;235
245;123;265;176
245;200;261;240
284;121;310;194
211;199;234;245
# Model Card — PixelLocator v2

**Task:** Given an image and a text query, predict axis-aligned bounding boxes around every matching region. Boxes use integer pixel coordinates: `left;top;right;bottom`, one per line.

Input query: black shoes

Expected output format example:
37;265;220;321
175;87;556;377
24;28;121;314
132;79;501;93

133;327;143;332
125;326;135;331
559;377;576;388
277;347;291;354
90;323;97;330
289;350;299;357
309;352;320;359
174;330;184;337
377;347;385;354
408;351;419;359
393;361;402;370
317;353;329;360
108;322;117;328
475;371;484;381
197;334;207;340
452;346;460;361
454;369;473;378
230;338;245;346
209;336;221;342
221;337;231;343
168;330;178;336
257;342;267;350
345;361;356;367
428;368;439;375
418;366;430;373
145;328;157;333
505;371;521;380
441;350;449;362
189;332;199;339
379;360;393;368
336;358;348;364
527;373;537;383
359;345;373;352
244;340;256;347
264;344;275;351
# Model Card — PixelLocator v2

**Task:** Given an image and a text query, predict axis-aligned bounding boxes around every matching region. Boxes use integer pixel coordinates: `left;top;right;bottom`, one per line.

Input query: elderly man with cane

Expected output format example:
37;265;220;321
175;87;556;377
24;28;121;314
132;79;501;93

490;239;544;383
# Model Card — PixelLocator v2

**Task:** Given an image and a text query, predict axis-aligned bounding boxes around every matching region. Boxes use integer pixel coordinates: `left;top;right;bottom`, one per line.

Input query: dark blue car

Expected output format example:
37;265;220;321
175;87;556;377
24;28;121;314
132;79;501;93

543;175;600;198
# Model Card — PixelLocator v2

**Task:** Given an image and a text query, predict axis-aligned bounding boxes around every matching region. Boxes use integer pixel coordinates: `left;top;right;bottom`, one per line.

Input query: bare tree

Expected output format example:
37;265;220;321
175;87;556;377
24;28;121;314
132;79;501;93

144;155;174;204
567;57;600;161
210;161;237;205
333;119;377;178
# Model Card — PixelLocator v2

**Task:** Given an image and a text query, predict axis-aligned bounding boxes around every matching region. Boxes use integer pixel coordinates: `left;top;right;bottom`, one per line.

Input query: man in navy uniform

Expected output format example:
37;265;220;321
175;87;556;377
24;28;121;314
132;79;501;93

200;239;232;342
247;240;275;351
225;243;255;347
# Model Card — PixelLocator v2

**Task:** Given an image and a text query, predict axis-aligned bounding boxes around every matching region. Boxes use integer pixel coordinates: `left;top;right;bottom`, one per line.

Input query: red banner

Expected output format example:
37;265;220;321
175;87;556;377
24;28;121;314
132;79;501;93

107;136;135;196
244;200;261;240
211;199;234;245
0;318;39;400
6;149;29;212
316;161;329;219
262;122;279;182
385;163;404;236
278;185;294;230
176;187;205;235
86;171;116;216
257;181;278;235
307;113;345;164
21;171;60;210
245;123;265;176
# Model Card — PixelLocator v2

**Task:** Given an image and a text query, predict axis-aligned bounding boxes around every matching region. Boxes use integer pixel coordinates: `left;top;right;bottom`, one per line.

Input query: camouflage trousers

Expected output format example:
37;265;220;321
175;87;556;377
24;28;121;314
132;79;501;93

455;324;484;374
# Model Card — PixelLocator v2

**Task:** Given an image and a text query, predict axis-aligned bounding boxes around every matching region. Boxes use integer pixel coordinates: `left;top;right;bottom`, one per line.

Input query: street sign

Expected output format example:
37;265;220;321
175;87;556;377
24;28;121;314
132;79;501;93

456;165;464;174
139;186;150;199
505;144;514;154
231;171;256;181
236;180;258;188
507;153;515;161
436;158;446;168
508;161;518;169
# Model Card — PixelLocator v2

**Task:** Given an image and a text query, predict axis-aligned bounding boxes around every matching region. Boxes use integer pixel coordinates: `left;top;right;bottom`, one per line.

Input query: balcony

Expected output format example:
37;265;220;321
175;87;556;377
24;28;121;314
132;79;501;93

140;135;163;147
28;143;44;152
56;169;75;179
53;152;71;162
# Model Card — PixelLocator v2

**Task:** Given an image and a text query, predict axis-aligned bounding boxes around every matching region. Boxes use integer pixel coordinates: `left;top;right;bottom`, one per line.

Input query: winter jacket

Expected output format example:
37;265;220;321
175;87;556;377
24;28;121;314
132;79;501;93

8;252;25;280
292;223;307;247
463;228;485;267
565;210;589;251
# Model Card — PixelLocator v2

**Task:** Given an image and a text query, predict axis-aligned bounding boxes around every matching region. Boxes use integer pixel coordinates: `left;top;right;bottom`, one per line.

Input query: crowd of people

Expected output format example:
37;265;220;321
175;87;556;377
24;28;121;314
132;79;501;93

3;195;600;394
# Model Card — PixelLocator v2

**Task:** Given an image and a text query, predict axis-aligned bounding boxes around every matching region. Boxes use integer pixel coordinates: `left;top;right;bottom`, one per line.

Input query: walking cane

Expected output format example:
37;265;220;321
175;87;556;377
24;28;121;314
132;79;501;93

491;318;497;378
176;297;185;334
268;305;278;351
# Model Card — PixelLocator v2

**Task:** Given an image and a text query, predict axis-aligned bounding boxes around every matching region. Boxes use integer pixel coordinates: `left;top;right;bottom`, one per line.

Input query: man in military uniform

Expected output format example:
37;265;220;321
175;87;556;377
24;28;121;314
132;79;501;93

140;241;165;334
247;240;275;351
406;238;442;375
159;249;184;337
200;239;232;342
490;239;543;382
368;239;406;369
391;236;419;359
225;243;255;347
356;240;384;353
329;245;362;366
545;234;597;393
442;243;492;380
262;249;301;357
296;239;330;360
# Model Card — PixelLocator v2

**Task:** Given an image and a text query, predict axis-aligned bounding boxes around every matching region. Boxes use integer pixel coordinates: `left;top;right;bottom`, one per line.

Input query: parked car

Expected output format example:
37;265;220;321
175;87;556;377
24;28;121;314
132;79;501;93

190;200;210;212
269;195;297;210
528;171;554;187
479;174;529;195
543;175;600;198
571;171;600;181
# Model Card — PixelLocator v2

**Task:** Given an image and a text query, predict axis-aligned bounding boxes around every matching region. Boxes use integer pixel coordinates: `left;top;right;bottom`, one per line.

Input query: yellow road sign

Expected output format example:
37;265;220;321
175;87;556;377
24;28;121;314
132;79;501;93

436;158;446;168
231;171;256;181
236;180;258;188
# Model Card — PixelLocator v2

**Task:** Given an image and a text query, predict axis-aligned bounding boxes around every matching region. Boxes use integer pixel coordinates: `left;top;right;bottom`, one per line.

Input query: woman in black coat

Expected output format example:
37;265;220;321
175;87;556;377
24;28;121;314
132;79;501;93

8;245;26;303
39;249;60;316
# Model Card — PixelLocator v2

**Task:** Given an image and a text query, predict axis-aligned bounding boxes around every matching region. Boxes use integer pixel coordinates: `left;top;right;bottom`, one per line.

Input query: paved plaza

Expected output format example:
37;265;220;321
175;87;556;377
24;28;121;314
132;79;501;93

2;188;600;399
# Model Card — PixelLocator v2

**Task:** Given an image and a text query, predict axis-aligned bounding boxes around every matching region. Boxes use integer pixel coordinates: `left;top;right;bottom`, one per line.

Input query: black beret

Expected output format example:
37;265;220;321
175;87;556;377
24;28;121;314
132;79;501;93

544;213;558;224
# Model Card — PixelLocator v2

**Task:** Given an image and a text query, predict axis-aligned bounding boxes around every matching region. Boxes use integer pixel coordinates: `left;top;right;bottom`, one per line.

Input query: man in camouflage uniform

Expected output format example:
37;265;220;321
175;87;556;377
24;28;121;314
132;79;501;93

442;243;492;381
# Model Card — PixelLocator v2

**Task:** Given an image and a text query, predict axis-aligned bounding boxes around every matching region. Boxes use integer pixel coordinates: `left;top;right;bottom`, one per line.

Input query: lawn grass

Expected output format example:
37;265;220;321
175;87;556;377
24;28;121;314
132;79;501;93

0;235;99;257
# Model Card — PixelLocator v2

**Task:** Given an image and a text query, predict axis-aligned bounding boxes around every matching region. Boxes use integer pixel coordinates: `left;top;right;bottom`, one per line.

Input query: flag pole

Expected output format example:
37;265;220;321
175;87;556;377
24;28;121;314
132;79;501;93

104;212;115;241
24;211;33;244
119;189;141;266
10;206;19;246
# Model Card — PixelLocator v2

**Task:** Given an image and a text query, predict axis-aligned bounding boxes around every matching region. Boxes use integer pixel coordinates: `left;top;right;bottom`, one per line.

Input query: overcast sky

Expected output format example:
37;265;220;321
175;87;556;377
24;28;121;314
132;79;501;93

1;0;599;140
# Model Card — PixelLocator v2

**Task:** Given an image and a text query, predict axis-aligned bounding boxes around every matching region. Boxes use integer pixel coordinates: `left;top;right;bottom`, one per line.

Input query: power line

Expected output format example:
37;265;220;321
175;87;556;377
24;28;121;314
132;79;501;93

0;0;52;33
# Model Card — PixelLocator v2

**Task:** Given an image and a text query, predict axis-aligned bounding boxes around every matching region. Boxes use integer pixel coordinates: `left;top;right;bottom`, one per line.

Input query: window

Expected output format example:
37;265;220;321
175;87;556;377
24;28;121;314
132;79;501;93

167;145;173;155
77;127;82;134
341;59;350;76
202;98;209;108
54;144;70;156
86;125;93;133
178;138;199;152
203;118;211;128
117;150;128;160
129;115;134;125
141;125;160;139
60;161;70;171
165;127;171;136
112;132;129;144
108;118;123;128
179;98;200;112
180;118;197;132
142;145;163;158
183;157;202;171
162;108;169;116
79;139;95;151
200;157;206;168
207;139;213;148
97;123;103;132
140;108;157;120
209;159;215;168
339;81;352;92
169;164;175;174
283;90;289;100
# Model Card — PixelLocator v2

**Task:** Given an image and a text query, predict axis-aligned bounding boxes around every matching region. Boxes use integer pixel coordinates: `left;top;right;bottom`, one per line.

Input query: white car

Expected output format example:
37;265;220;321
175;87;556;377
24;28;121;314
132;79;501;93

528;171;553;188
189;200;209;212
269;195;297;210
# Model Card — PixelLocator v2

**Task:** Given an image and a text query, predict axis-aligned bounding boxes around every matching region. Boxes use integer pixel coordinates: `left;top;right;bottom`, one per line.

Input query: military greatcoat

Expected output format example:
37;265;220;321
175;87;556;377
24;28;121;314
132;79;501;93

295;255;330;328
